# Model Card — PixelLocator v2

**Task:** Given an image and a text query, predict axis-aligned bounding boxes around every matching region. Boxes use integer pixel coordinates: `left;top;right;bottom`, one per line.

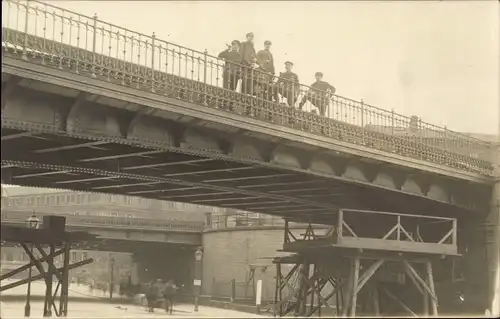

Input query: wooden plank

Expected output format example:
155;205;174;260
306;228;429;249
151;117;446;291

337;237;458;256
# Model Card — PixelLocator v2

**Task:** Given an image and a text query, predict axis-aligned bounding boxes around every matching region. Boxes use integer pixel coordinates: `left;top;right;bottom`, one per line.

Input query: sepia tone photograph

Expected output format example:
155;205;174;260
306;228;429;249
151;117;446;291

0;0;498;318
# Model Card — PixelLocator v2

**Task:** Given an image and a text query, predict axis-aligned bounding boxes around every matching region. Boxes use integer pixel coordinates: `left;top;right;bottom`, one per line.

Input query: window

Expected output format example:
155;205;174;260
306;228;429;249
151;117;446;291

71;252;77;261
111;212;118;217
82;252;88;260
21;252;28;261
6;252;14;261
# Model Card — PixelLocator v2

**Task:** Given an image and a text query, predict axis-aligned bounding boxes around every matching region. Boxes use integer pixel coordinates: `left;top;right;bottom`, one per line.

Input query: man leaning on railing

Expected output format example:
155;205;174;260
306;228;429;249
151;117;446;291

299;72;336;116
274;61;300;107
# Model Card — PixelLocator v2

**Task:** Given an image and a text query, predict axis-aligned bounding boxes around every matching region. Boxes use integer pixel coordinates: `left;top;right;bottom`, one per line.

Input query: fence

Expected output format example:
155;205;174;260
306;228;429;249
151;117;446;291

0;209;205;230
1;0;494;176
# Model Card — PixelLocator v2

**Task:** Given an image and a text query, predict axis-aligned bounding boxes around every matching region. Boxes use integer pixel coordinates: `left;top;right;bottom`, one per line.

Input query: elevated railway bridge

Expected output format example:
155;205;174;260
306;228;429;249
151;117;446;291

1;0;498;316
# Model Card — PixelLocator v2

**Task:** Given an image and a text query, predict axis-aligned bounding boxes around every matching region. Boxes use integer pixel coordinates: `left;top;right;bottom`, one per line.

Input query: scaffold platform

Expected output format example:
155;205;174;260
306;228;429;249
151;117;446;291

272;209;459;317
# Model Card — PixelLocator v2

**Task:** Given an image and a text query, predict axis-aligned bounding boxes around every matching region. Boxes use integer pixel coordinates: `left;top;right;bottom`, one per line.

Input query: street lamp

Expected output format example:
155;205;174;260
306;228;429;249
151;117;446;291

193;247;203;312
109;254;115;300
24;211;40;317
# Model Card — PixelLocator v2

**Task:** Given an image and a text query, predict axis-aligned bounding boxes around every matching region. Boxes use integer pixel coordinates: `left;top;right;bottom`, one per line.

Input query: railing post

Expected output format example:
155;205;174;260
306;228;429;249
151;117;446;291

150;32;156;93
337;210;343;243
22;0;31;60
391;109;395;143
452;219;457;246
444;126;448;151
397;215;401;241
91;13;98;78
203;49;208;106
360;98;365;145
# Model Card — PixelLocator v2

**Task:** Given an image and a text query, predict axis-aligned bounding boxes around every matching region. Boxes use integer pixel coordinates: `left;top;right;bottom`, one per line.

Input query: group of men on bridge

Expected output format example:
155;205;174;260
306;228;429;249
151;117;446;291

218;32;336;116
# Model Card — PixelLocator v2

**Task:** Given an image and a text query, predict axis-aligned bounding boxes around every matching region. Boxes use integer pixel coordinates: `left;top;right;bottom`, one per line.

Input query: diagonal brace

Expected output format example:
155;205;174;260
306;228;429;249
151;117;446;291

403;261;438;303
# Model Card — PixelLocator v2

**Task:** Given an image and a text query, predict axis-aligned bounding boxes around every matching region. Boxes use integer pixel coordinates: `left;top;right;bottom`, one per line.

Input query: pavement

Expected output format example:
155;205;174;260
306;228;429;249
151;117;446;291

0;280;266;318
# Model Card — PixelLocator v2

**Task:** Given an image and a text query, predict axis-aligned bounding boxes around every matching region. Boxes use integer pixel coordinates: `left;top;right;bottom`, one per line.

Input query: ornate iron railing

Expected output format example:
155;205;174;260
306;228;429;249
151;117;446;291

1;0;494;176
0;209;205;230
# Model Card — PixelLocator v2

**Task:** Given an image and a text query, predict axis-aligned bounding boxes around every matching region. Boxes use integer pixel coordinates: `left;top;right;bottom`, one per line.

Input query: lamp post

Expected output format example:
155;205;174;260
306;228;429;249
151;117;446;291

24;211;40;317
193;247;203;312
109;254;115;300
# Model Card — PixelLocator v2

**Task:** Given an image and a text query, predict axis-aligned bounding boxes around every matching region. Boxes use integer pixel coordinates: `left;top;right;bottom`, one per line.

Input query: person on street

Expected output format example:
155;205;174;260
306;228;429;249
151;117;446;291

256;40;275;75
298;72;336;116
162;280;178;315
274;61;300;107
218;40;242;91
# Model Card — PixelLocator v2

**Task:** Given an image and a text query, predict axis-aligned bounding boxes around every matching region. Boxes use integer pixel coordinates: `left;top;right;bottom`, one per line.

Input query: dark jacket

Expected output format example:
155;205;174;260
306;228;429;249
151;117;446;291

256;49;275;75
218;49;241;72
239;41;256;65
310;81;336;95
277;71;300;91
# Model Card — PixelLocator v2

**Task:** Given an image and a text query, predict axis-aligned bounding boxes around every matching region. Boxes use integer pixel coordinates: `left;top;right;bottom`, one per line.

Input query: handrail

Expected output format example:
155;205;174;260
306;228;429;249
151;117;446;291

1;0;494;176
206;212;327;229
0;210;205;230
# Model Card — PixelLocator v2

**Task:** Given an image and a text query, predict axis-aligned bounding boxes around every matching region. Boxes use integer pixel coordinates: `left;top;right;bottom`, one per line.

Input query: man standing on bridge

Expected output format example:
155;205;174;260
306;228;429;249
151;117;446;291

298;72;336;116
218;40;242;91
274;61;300;107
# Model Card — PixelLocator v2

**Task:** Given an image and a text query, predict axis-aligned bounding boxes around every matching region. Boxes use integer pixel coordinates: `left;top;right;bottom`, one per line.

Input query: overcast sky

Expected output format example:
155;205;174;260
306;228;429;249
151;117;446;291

47;1;499;135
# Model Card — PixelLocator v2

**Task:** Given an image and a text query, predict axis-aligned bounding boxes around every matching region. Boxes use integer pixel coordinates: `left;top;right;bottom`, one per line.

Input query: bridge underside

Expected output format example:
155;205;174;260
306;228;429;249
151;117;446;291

1;126;478;224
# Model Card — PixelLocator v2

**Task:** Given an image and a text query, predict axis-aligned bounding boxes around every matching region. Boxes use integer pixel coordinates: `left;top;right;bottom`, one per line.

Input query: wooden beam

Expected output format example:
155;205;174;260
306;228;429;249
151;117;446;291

0;259;93;291
426;261;438;316
356;259;384;294
403;261;438;303
381;286;418;317
0;249;65;281
350;257;361;317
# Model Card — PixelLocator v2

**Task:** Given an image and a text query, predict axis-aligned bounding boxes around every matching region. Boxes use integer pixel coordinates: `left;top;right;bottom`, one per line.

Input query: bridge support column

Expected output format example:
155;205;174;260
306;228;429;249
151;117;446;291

486;143;500;314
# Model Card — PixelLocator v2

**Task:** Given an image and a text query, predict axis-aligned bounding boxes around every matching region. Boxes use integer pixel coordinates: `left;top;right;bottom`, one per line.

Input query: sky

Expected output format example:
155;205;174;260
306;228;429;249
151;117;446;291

43;0;499;136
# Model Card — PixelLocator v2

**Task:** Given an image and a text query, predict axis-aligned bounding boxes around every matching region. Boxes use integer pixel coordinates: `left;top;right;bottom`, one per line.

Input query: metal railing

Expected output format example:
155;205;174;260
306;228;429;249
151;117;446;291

206;212;328;230
0;210;205;230
1;0;494;176
207;212;285;229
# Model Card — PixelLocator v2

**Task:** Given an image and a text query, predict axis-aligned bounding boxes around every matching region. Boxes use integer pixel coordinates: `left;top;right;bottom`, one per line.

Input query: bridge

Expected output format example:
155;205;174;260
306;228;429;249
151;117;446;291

1;209;204;249
1;0;498;317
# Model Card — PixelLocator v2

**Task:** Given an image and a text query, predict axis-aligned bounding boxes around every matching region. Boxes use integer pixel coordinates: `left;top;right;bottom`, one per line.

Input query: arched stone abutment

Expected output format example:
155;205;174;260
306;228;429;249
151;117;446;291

308;153;347;176
341;160;378;183
180;127;225;154
126;113;178;147
2;89;67;131
229;137;274;162
270;144;310;170
427;183;450;203
66;96;124;138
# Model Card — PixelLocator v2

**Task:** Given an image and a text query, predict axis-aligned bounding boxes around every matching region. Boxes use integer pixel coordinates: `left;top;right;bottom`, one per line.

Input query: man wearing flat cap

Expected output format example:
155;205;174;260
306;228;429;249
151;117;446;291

256;40;275;75
274;61;300;107
299;71;336;116
218;40;242;91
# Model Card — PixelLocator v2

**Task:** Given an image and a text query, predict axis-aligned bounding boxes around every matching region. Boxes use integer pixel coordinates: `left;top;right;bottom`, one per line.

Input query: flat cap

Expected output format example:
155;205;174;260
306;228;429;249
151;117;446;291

264;40;272;45
284;61;293;66
231;40;241;45
246;32;254;37
315;72;323;77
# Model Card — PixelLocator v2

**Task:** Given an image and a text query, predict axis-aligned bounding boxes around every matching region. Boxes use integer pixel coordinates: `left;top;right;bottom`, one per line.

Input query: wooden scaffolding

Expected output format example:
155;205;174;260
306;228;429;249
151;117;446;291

0;216;96;317
273;209;459;317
